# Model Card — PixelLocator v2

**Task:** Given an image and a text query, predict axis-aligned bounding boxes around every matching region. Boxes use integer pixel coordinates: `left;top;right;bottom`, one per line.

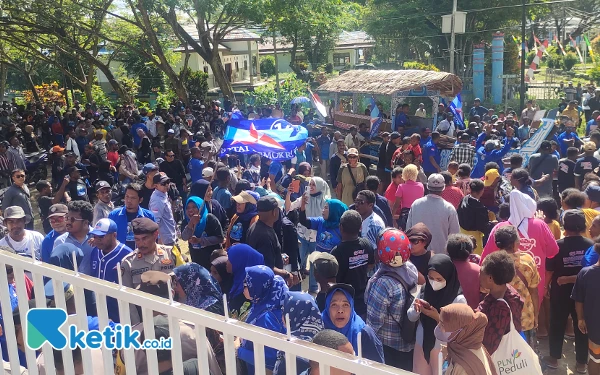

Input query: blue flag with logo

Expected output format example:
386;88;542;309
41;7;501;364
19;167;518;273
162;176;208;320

448;93;465;129
369;97;383;138
220;112;309;160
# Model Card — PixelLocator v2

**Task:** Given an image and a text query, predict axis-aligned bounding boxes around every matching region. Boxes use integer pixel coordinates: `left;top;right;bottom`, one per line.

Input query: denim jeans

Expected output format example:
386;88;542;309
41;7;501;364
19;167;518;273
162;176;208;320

299;237;318;293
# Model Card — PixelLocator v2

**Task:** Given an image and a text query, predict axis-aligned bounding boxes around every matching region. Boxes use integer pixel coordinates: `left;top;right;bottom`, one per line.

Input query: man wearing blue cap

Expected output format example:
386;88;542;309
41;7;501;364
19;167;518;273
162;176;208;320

89;218;133;323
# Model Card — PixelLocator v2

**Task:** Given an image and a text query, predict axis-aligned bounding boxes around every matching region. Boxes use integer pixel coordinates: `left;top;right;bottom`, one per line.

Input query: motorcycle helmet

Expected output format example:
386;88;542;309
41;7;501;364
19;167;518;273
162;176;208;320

377;228;410;267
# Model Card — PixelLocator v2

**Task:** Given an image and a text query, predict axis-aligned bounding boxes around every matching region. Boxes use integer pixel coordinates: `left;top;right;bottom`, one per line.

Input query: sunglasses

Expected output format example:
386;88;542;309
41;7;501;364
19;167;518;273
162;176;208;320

166;154;175;157
160;182;170;186
14;174;25;179
347;155;358;159
49;216;66;223
409;239;422;244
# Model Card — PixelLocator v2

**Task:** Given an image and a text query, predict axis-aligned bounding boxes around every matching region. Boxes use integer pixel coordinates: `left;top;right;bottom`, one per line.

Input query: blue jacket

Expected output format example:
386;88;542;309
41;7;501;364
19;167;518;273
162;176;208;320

188;158;204;183
471;136;513;178
557;131;582;156
41;230;62;263
108;206;155;245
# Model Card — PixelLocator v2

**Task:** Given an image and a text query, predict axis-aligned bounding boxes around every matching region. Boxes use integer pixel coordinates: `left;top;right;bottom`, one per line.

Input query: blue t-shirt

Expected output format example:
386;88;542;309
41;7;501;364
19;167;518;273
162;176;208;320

557;131;581;156
188;158;204;183
582;245;599;267
131;123;148;147
317;135;331;160
214;186;232;209
41;230;62;263
268;161;283;184
308;217;342;253
305;142;314;165
421;140;440;173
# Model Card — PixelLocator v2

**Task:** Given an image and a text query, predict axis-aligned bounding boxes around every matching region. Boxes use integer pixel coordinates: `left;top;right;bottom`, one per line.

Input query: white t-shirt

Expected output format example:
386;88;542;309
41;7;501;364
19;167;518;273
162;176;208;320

0;230;44;260
361;212;385;248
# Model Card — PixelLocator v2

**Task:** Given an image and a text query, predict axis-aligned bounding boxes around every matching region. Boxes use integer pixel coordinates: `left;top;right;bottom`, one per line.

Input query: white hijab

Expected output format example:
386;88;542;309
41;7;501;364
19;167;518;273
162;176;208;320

508;189;537;238
306;177;330;217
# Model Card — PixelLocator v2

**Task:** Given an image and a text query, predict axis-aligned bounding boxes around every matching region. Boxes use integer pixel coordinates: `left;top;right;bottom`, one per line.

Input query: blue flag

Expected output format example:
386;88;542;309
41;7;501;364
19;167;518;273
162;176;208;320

220;112;309;161
449;93;465;129
369;97;383;139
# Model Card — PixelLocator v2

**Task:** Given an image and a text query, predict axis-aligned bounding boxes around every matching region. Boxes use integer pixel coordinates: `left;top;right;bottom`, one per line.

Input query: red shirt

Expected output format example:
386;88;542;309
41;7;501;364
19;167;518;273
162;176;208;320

107;151;119;167
410;144;423;163
385;182;400;214
441;185;464;209
477;284;524;355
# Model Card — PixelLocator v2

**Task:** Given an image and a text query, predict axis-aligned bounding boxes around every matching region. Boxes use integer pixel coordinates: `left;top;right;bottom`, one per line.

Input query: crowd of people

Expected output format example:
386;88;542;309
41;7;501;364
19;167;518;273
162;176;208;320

0;94;599;375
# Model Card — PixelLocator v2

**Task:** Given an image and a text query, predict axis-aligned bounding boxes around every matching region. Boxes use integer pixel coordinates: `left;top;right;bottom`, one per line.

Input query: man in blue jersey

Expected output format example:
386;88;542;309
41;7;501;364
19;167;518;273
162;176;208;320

40;204;68;263
89;218;133;323
471;125;514;178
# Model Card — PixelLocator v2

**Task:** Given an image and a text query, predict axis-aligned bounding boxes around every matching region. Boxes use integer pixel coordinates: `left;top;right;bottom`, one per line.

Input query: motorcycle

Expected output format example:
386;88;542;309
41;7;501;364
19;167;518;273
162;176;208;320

24;150;48;184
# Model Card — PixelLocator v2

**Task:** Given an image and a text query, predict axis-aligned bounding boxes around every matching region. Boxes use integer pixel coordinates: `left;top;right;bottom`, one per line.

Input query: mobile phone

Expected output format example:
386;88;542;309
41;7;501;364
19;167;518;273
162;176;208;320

305;186;310;196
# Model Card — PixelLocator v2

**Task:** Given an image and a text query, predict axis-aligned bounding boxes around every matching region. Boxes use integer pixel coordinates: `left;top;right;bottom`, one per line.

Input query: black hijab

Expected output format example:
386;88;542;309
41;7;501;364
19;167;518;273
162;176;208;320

421;254;462;362
211;255;233;296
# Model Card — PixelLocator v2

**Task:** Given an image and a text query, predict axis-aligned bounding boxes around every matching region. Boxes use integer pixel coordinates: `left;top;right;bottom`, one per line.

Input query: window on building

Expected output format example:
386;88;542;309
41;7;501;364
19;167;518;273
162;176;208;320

244;60;248;71
235;62;239;71
203;66;209;74
333;53;351;67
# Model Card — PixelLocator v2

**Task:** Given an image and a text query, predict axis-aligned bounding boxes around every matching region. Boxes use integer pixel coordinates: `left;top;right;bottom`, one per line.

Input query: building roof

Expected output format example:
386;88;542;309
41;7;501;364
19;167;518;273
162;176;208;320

258;30;374;54
181;24;261;42
316;69;462;96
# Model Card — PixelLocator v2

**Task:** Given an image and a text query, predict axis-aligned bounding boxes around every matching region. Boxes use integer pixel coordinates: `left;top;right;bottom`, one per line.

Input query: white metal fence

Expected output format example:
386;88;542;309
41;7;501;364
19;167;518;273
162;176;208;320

0;250;416;375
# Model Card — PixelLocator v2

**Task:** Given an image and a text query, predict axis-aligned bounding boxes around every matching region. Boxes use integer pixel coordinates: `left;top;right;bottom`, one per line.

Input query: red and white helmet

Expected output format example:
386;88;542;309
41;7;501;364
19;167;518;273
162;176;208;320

377;228;411;267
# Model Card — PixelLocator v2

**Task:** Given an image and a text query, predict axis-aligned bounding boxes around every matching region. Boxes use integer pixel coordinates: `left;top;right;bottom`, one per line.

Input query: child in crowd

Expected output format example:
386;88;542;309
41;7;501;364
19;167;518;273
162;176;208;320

544;209;590;372
494;225;540;348
409;133;423;166
309;252;339;311
561;188;599;239
447;161;459;183
537;197;562;240
384;167;403;218
478;251;524;355
572;236;600;375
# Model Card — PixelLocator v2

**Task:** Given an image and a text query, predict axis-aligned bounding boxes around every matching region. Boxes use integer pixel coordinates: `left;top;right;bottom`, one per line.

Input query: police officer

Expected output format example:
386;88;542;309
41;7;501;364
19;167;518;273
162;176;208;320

120;217;178;289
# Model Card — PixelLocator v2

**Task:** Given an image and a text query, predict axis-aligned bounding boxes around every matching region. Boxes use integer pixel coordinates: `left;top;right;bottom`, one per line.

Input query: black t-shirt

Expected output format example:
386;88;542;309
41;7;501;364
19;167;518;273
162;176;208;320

38;196;53;234
410;251;432;280
574;156;599;178
331;238;375;316
558;158;576;192
182;213;224;270
139;185;154;209
67;179;89;202
160;160;186;184
246;220;283;269
547;235;592;298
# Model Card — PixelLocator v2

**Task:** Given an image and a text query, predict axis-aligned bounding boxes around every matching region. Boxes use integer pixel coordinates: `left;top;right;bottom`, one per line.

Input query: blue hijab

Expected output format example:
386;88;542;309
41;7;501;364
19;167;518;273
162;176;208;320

237;190;260;221
283;292;324;341
244;265;288;325
173;263;223;313
185;196;208;237
321;287;365;354
324;199;348;229
228;244;264;299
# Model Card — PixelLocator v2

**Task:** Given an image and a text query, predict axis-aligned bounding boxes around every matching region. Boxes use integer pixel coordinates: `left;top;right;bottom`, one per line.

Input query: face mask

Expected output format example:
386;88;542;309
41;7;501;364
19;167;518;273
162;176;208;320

434;325;452;342
429;278;446;291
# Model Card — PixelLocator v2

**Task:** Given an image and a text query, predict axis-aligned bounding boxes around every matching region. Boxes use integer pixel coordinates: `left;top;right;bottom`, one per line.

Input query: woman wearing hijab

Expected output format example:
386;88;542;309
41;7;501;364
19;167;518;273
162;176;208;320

407;254;466;375
286;176;331;293
366;228;419;371
299;198;347;254
189;179;228;230
118;146;138;183
237;266;288;375
273;292;324;375
225;190;261;248
210;255;233;296
181;196;224;270
509;168;537;201
406;223;433;283
322;284;385;363
226;244;265;319
482;189;559;308
172;263;224;315
437;304;497;375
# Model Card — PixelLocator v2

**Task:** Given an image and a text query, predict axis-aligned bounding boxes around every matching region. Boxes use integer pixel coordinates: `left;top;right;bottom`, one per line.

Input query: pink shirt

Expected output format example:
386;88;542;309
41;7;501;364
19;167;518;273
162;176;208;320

453;259;482;310
481;218;559;306
385;182;400;214
395;180;424;209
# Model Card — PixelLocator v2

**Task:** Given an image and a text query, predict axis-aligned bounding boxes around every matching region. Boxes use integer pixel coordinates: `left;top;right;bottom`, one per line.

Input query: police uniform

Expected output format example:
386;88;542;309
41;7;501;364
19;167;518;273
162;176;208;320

120;218;178;289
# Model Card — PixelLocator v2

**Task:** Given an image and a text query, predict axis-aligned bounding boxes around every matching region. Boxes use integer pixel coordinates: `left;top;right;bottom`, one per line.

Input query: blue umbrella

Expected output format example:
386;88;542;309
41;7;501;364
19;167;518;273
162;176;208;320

290;96;310;104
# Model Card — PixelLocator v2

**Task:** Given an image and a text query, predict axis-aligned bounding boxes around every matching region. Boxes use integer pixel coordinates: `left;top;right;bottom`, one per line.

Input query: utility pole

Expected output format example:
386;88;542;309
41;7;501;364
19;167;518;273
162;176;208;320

273;32;281;105
449;0;458;74
519;0;526;112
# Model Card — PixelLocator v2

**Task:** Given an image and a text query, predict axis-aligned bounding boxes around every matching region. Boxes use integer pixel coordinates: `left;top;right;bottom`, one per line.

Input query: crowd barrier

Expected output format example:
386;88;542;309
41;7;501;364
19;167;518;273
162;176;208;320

0;250;417;375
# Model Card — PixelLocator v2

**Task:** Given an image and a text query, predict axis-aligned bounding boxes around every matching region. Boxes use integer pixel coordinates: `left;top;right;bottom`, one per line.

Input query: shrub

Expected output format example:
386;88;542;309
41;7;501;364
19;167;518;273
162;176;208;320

182;68;208;101
324;63;334;74
562;52;579;71
243;75;308;109
589;65;600;84
403;61;440;72
296;61;309;71
260;56;276;77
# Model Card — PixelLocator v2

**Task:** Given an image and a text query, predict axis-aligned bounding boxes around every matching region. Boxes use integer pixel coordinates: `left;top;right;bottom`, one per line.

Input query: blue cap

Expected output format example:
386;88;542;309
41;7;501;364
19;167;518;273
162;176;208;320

90;218;118;236
143;163;159;175
44;281;72;300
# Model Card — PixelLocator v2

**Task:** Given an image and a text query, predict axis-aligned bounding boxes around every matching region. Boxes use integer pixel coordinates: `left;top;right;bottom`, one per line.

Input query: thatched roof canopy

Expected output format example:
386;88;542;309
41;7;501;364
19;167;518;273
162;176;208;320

316;69;462;96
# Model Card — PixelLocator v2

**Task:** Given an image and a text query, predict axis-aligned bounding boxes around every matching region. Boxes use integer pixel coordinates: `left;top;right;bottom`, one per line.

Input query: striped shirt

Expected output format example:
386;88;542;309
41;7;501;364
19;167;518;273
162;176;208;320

90;242;133;322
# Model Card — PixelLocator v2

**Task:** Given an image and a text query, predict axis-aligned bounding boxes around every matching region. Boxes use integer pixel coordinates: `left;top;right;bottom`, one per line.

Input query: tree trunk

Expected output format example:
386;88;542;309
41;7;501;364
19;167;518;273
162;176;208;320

0;63;6;103
96;62;132;103
210;55;234;97
84;82;93;105
25;72;40;102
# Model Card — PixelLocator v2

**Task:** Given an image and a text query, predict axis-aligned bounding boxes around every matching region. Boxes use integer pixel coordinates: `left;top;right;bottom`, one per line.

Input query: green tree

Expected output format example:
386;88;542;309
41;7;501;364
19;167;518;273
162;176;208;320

562;52;579;71
182;68;209;101
260;55;276;76
244;75;308;108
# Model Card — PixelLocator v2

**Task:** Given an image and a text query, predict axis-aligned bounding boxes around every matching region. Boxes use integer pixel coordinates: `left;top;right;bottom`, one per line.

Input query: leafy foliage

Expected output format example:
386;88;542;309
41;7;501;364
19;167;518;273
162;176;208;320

91;84;114;110
403;61;439;72
243;75;308;108
562;52;579;71
23;82;65;104
526;51;536;66
588;65;600;84
182;68;209;101
260;56;276;76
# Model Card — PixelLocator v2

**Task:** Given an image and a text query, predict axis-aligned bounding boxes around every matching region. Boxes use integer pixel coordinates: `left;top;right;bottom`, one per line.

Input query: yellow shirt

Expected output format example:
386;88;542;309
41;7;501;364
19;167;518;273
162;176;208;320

508;252;540;331
583;208;600;239
562;108;580;124
547;220;562;240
